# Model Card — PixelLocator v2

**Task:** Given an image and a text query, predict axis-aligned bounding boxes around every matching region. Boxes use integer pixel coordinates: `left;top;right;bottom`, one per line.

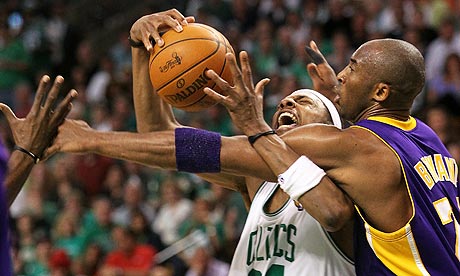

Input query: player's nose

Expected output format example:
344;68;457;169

279;98;296;109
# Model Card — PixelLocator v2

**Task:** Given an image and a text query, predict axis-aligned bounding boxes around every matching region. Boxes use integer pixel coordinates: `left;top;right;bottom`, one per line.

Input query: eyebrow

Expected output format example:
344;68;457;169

292;95;313;101
290;95;318;106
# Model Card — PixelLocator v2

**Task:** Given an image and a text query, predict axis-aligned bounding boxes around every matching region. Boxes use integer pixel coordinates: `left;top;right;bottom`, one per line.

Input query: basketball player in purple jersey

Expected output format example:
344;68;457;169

0;76;76;275
203;40;459;274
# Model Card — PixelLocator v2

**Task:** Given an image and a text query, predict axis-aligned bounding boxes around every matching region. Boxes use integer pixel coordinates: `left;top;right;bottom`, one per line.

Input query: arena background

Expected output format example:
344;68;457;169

0;0;459;275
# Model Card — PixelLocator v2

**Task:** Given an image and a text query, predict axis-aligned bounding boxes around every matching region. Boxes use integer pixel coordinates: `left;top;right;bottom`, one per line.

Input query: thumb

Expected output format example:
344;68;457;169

41;146;55;161
254;78;270;96
0;103;18;124
306;63;322;82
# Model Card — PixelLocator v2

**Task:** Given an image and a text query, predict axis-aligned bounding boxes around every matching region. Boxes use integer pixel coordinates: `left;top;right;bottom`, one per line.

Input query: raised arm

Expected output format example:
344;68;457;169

128;10;250;200
305;40;339;103
129;9;193;132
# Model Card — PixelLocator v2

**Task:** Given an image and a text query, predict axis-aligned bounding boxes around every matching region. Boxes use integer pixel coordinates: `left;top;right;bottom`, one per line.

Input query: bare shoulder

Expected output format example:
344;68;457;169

280;123;389;162
245;177;267;201
338;126;401;181
282;124;409;230
279;123;400;174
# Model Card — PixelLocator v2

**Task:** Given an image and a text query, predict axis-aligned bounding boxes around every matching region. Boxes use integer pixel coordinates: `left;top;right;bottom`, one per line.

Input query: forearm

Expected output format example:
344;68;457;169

253;133;353;229
64;126;275;181
88;130;177;169
132;48;178;132
5;151;35;206
251;133;301;175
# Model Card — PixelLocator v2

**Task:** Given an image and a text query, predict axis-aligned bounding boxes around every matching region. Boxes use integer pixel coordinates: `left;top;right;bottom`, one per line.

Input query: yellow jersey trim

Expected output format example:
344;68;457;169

367;116;417;131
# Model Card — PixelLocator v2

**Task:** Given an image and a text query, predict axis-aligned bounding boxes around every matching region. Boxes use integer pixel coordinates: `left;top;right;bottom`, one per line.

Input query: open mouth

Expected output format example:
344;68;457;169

278;112;298;127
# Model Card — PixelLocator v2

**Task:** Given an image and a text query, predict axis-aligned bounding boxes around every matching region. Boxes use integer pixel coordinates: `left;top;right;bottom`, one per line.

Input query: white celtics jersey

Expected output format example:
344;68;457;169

229;182;355;276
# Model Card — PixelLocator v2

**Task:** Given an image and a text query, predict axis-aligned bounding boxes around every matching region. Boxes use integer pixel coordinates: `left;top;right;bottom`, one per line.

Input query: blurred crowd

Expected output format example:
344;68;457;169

0;0;459;275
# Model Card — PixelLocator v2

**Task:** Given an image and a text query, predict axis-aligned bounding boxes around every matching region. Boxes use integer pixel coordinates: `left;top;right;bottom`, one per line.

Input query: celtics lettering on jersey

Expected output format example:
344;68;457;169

246;223;296;266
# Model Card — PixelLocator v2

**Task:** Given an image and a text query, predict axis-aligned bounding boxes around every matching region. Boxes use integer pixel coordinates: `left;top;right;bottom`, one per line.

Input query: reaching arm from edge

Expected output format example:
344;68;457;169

48;113;354;231
0;76;77;206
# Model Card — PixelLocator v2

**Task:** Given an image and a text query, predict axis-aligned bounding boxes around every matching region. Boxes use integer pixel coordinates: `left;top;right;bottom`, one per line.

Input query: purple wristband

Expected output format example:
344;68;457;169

175;128;221;173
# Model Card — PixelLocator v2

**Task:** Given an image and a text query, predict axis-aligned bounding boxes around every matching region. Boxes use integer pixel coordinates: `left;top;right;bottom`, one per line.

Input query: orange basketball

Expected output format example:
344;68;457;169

149;23;234;112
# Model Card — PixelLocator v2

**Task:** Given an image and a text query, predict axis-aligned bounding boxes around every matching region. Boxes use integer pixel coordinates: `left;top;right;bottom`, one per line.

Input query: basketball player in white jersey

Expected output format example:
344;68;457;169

128;10;355;275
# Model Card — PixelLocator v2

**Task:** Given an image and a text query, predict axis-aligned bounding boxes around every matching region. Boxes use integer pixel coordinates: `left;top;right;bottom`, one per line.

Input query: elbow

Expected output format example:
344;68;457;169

320;202;354;232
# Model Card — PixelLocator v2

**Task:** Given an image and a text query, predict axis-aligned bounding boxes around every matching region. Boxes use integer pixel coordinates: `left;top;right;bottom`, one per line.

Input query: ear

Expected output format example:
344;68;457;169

372;83;390;102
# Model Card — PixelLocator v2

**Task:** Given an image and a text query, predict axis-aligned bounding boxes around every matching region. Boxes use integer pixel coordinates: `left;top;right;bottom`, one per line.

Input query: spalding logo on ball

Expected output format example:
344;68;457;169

149;23;234;112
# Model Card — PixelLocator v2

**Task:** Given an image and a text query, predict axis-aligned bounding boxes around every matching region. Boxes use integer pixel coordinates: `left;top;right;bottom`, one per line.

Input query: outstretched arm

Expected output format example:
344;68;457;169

0;76;77;206
48;114;354;232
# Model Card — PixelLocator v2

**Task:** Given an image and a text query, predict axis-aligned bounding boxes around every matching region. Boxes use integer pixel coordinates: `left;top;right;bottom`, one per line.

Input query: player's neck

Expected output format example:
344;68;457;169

354;105;410;122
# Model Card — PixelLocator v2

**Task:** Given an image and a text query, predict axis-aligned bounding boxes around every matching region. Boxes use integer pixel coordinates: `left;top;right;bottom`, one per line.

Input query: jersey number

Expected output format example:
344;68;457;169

248;264;284;276
433;197;460;260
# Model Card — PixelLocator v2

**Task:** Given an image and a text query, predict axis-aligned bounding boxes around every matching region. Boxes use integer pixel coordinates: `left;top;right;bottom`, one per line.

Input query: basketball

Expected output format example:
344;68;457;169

149;23;234;112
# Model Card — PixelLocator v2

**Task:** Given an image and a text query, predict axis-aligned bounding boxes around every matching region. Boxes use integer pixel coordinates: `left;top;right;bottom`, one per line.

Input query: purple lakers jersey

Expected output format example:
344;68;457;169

0;139;12;275
353;116;459;276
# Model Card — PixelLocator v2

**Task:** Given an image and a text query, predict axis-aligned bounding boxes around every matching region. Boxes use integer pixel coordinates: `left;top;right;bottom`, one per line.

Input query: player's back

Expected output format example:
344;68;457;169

354;116;460;275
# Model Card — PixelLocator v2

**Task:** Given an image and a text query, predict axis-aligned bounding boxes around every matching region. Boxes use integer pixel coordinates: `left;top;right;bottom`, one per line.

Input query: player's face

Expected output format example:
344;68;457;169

335;44;376;122
272;91;331;135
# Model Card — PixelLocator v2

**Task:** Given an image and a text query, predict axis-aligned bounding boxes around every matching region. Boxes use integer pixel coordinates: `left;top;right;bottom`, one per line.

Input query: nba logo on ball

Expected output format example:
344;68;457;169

159;52;182;73
149;23;234;112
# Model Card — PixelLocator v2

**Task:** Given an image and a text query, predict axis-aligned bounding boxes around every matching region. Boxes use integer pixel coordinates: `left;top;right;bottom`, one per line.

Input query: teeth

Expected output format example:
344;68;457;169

278;112;298;126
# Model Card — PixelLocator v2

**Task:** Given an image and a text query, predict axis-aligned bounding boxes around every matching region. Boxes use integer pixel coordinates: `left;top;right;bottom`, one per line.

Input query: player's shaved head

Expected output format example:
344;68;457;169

355;39;425;108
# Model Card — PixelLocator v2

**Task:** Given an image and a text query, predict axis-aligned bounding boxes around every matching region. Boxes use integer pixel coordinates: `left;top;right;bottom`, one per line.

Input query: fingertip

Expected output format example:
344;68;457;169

56;75;64;83
147;46;154;54
203;87;213;96
306;63;315;73
205;69;216;78
240;51;248;60
185;16;195;23
203;87;217;98
70;89;78;97
42;75;50;83
157;39;164;47
311;41;319;50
